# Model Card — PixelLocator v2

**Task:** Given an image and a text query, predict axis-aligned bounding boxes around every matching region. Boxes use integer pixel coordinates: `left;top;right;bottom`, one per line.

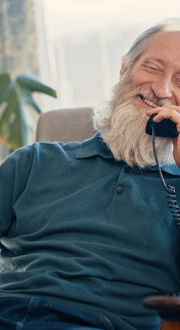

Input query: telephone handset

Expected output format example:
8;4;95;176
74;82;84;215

146;114;179;138
145;114;180;230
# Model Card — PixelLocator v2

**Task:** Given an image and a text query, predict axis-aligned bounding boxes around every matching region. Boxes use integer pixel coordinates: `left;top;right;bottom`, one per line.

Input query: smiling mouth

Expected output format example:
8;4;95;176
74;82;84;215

140;95;158;108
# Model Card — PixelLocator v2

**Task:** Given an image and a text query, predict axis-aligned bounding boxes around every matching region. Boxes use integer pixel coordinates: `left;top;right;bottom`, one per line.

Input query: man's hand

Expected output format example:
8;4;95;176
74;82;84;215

146;105;180;168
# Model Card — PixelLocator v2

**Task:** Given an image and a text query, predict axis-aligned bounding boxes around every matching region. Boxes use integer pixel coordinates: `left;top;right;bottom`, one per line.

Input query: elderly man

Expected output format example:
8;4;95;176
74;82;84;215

1;18;180;330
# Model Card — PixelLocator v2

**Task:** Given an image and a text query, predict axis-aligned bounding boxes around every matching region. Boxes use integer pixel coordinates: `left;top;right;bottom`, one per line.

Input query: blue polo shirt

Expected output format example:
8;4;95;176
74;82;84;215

1;132;180;330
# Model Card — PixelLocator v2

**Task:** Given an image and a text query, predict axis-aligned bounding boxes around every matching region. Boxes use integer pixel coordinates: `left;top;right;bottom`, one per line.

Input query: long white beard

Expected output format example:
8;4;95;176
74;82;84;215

102;101;174;167
93;79;175;168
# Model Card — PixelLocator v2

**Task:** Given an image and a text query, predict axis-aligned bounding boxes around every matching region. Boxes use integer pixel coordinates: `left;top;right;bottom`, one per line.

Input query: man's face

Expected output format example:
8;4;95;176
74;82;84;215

129;31;180;110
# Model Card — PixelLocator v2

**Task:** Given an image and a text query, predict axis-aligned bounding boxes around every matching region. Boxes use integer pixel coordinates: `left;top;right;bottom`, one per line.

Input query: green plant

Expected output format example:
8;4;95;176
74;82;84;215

0;72;57;151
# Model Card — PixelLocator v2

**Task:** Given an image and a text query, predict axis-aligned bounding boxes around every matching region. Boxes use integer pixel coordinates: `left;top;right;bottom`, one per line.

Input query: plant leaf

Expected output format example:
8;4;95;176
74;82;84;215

0;73;57;150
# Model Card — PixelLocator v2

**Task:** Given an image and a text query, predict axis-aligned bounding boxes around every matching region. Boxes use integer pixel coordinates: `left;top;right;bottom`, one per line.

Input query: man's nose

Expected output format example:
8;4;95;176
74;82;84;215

152;75;173;99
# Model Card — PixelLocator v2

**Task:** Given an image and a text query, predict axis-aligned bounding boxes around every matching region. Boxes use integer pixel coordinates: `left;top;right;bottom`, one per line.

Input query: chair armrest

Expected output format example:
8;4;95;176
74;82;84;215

144;296;180;320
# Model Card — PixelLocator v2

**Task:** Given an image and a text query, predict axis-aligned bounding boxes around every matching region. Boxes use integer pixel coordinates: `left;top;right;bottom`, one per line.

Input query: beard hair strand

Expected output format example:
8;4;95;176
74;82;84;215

93;76;174;168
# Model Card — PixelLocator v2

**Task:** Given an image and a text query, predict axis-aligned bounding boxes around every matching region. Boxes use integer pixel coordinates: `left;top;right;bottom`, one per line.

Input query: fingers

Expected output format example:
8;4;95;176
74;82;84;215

146;105;180;124
146;104;180;166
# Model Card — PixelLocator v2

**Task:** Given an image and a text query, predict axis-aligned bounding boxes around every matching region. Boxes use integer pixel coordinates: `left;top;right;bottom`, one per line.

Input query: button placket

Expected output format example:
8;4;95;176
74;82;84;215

124;165;131;173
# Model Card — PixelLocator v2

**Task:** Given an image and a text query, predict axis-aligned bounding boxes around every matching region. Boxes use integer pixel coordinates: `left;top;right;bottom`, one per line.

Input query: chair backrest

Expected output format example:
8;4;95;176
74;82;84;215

35;107;96;143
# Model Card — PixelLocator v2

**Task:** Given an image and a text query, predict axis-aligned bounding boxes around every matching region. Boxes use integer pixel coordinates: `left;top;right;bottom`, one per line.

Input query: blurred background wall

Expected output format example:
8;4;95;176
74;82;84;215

0;0;180;161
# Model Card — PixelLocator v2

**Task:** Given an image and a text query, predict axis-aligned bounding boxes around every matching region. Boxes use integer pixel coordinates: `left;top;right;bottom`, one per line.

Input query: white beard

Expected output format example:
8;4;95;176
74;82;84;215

103;101;174;167
93;79;175;168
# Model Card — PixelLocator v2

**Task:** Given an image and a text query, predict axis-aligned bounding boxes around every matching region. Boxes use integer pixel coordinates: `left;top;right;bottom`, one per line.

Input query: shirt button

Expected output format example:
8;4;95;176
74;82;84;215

117;186;124;194
124;166;131;173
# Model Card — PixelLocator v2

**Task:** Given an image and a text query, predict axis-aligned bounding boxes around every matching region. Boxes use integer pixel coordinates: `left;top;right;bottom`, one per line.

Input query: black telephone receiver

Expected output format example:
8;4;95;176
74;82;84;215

146;114;179;138
145;114;180;230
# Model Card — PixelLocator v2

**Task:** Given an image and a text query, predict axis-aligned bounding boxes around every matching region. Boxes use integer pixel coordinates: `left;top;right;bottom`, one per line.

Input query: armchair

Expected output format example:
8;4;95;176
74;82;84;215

35;107;95;143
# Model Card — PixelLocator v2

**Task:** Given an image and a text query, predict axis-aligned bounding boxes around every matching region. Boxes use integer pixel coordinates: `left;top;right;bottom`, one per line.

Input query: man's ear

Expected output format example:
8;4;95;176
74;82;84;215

119;64;127;80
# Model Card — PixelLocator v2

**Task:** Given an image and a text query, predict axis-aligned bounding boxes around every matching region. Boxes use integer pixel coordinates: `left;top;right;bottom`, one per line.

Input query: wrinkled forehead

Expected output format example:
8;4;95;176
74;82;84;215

144;30;180;61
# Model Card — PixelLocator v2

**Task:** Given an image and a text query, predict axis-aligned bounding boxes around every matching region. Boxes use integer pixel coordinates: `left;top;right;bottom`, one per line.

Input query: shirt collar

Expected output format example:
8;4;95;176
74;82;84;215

76;132;180;177
76;132;114;159
161;163;180;176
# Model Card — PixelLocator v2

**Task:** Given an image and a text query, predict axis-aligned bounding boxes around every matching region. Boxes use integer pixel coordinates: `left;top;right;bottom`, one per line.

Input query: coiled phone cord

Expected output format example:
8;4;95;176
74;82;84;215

152;125;180;230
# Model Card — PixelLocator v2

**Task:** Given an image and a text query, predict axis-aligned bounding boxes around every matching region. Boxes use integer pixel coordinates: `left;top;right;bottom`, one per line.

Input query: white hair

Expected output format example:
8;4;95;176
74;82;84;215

122;17;180;72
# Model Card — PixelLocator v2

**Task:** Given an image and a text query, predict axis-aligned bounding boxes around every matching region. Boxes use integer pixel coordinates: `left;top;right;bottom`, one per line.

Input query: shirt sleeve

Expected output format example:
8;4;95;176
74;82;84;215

0;145;34;235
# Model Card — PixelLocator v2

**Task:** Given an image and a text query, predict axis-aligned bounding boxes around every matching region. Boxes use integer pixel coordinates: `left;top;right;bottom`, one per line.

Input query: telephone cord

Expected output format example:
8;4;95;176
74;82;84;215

152;125;180;230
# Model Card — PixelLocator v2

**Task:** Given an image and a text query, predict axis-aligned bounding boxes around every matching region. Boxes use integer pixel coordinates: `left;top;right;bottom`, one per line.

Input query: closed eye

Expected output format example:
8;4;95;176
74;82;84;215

175;75;180;88
148;66;156;70
144;64;160;74
175;79;180;88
